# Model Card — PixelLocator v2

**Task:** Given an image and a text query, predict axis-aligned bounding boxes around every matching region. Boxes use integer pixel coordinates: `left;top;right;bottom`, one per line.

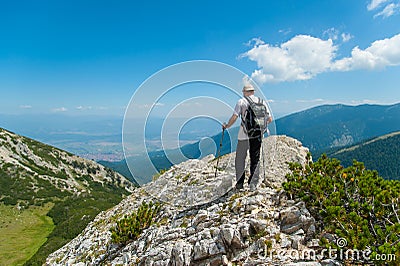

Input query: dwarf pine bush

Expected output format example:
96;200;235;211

283;154;400;265
110;201;161;244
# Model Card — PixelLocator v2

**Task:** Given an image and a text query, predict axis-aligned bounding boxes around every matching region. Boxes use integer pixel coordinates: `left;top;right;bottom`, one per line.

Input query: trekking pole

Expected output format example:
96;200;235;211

215;128;225;178
262;137;265;181
262;125;270;182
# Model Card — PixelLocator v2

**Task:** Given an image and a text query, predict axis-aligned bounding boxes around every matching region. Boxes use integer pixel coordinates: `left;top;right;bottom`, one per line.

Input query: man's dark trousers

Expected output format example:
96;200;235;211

235;136;262;189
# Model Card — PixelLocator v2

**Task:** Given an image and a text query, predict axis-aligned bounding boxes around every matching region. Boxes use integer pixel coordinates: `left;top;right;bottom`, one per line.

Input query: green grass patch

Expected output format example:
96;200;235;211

26;186;129;265
0;203;55;266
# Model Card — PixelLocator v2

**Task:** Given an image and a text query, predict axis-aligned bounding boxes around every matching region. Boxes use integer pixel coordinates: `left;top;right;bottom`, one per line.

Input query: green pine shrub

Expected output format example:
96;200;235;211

283;153;400;265
110;201;161;244
152;168;168;181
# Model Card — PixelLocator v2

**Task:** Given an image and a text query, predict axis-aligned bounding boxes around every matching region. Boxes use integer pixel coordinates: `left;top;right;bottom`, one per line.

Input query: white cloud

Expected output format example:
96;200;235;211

368;0;390;10
349;99;380;105
243;35;337;83
323;28;353;43
245;37;265;47
76;105;92;110
278;28;292;36
367;0;400;18
19;105;32;109
341;33;353;43
332;33;400;71
374;2;400;18
180;102;202;107
243;33;400;83
52;107;67;112
132;102;165;109
323;28;339;41
296;99;325;103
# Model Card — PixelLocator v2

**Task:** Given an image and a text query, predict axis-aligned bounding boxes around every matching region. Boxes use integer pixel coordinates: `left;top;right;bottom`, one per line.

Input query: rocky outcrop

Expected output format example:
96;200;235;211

46;135;337;265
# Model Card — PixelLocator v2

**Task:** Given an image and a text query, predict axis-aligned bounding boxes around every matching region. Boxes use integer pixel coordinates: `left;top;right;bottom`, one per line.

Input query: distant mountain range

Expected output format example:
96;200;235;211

276;103;400;154
0;128;134;265
324;131;400;180
102;103;400;184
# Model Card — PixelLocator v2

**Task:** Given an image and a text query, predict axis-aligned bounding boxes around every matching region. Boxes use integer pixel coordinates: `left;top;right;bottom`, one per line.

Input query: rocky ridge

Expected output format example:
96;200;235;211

46;135;339;265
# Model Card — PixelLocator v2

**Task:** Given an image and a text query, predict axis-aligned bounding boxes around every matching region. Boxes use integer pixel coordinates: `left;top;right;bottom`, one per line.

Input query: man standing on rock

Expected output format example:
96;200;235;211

223;84;272;191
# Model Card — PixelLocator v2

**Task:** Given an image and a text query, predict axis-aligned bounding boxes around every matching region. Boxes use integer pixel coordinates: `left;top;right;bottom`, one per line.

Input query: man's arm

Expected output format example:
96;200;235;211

264;101;273;124
222;114;238;129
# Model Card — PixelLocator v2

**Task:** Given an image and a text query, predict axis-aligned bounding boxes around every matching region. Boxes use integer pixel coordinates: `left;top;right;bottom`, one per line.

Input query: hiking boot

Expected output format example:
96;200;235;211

249;184;257;192
235;182;244;190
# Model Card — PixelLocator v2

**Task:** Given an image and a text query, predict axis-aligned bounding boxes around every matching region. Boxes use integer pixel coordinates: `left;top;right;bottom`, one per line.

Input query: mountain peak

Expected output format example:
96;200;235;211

45;135;335;265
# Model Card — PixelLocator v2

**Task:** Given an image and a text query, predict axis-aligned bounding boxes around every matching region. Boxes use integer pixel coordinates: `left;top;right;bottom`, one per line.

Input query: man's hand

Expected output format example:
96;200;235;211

223;114;238;130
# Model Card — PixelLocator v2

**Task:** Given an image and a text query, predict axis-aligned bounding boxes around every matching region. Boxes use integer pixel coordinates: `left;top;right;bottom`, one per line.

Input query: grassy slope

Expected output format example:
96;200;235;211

24;181;129;266
0;128;131;265
0;203;55;266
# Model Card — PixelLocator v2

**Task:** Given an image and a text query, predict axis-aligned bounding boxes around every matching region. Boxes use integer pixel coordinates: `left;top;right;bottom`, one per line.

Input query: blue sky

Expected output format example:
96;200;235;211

1;0;400;119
